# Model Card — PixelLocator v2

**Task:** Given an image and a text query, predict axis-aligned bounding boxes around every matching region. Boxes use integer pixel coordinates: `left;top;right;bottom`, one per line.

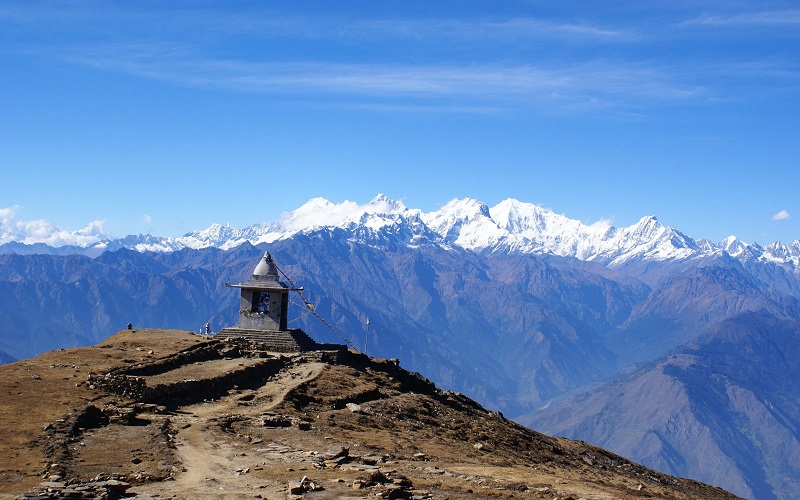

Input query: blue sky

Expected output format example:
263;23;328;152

1;1;798;246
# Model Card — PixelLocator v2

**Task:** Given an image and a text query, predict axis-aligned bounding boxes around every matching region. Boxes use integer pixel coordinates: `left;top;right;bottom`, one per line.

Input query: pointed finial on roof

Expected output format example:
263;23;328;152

252;251;279;281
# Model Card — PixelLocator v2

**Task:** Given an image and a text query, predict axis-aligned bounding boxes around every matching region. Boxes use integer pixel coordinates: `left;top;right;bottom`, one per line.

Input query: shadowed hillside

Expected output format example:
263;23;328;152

523;313;800;500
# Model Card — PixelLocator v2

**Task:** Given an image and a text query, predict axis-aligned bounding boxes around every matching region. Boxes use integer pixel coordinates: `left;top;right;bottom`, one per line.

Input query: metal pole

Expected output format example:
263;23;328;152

365;318;370;356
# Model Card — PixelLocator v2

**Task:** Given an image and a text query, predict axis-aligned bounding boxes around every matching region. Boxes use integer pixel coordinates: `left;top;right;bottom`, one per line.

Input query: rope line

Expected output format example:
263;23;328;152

275;263;359;351
287;299;314;324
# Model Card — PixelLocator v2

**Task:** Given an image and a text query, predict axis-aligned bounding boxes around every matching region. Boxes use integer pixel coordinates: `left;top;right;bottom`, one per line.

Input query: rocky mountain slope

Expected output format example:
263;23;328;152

521;313;800;500
0;329;737;499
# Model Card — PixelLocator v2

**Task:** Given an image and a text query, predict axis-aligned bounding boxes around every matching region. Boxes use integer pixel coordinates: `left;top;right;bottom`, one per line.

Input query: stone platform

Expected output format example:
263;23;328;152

214;327;344;353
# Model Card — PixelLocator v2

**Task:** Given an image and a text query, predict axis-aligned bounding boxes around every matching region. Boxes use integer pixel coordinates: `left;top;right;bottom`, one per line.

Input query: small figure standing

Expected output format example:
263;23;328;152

127;323;133;330
204;322;211;335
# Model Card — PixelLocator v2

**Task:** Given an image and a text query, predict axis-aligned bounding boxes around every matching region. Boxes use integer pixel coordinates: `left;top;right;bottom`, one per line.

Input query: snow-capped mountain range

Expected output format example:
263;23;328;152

3;195;800;269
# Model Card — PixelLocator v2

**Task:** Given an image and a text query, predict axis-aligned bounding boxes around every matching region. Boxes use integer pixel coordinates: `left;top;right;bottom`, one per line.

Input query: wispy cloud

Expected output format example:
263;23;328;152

355;18;637;44
7;3;797;115
145;10;637;45
685;10;800;27
61;44;705;113
0;3;637;46
771;210;791;221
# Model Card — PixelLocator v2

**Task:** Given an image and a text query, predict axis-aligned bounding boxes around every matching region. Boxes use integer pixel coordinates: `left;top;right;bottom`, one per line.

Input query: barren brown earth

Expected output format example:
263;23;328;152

0;329;739;499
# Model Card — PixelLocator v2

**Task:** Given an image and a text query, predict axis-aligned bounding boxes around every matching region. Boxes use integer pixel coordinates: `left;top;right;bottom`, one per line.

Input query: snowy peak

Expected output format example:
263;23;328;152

417;197;698;263
695;239;717;254
425;198;491;225
720;236;747;257
491;199;563;235
182;223;243;248
704;237;800;268
258;194;412;240
628;215;662;240
609;216;698;260
368;194;407;213
739;240;800;267
280;197;344;230
488;199;617;256
422;198;496;244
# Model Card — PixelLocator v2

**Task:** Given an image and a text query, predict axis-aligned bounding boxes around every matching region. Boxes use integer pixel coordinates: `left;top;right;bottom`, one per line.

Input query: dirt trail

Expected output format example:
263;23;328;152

132;359;326;499
250;360;326;412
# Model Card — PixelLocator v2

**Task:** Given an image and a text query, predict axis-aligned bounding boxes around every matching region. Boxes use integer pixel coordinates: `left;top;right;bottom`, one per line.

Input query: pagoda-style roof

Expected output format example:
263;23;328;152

227;252;289;291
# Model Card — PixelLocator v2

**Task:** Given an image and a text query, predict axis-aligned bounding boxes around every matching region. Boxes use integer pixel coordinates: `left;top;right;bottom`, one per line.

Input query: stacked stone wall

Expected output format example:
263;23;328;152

87;357;287;408
108;341;234;378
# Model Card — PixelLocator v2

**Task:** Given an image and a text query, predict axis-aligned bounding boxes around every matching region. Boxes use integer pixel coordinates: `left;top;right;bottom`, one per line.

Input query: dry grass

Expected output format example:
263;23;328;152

0;329;208;494
0;329;740;499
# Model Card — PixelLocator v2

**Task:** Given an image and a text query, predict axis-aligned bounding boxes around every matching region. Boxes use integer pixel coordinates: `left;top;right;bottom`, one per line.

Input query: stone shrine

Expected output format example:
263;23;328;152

216;251;342;352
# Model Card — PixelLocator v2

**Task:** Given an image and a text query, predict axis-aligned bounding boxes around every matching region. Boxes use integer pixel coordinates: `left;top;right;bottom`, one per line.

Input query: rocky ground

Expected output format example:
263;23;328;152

0;329;740;499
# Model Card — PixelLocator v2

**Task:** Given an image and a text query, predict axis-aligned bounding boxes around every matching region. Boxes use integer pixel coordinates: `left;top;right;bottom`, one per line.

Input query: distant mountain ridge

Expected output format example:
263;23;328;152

3;195;799;271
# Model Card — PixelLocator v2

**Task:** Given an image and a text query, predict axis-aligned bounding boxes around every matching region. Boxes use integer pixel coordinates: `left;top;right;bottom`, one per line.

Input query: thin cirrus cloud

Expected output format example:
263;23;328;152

63;45;703;112
1;5;636;45
123;10;637;44
349;18;636;43
684;10;800;27
9;4;796;114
